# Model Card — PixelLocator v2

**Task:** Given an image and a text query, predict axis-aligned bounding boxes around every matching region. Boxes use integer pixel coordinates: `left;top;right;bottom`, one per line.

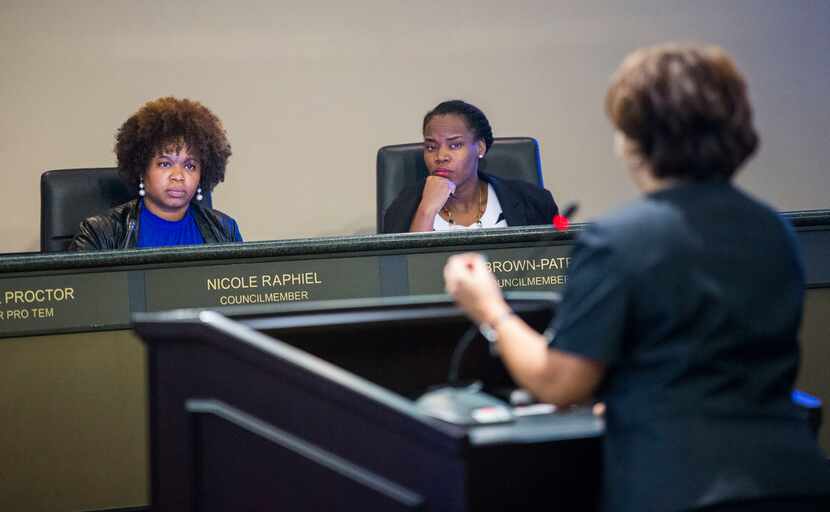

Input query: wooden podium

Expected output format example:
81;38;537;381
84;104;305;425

133;294;603;511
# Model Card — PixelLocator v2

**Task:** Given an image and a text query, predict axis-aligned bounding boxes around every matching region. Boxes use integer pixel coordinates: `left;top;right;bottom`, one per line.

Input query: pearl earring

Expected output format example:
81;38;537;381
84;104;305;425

196;187;203;201
139;177;145;197
478;154;484;159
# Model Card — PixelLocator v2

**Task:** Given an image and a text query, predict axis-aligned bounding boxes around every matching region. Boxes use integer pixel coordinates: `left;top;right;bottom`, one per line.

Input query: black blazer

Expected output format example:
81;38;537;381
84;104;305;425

381;172;558;233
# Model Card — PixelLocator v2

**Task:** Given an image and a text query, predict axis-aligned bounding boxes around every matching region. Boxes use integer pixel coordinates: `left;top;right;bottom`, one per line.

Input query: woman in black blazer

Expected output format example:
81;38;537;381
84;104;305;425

382;100;557;233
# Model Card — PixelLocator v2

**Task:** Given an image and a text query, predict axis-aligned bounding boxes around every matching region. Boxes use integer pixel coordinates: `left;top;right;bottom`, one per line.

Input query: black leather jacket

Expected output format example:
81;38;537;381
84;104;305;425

67;199;242;251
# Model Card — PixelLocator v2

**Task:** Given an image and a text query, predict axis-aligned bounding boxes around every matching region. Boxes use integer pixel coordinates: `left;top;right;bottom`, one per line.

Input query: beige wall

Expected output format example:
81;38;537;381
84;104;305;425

0;1;828;253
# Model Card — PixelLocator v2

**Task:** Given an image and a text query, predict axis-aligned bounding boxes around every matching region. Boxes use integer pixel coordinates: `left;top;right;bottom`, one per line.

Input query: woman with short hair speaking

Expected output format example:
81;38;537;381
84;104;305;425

69;97;242;251
444;44;830;511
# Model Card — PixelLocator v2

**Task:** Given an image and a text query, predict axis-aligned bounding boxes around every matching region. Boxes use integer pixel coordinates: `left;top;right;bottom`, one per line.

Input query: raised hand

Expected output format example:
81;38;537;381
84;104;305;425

444;252;510;326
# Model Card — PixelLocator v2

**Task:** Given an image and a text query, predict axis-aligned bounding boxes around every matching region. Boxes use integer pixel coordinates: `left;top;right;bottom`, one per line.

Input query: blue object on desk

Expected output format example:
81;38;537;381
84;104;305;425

792;389;822;438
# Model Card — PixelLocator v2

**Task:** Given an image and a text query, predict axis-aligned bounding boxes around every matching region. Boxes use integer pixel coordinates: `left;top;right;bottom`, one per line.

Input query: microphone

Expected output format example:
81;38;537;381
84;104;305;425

552;202;579;231
414;323;514;425
447;324;480;386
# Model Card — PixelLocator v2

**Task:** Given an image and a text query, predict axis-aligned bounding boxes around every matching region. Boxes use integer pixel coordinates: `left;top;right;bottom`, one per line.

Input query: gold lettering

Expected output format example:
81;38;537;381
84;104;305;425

3;288;74;304
217;289;313;306
7;308;29;319
31;307;54;318
488;258;570;274
495;274;568;289
208;276;260;290
259;272;323;288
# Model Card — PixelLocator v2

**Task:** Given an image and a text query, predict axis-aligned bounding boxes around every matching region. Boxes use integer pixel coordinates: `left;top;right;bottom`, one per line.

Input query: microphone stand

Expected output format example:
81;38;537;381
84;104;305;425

414;323;513;425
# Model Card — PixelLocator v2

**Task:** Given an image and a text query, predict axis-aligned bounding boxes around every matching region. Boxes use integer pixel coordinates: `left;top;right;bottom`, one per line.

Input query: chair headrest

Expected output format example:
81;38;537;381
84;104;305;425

40;167;212;252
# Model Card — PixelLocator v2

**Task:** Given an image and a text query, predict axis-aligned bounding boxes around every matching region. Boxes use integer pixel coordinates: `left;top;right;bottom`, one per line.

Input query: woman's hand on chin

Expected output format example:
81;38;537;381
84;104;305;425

408;176;456;231
420;175;456;214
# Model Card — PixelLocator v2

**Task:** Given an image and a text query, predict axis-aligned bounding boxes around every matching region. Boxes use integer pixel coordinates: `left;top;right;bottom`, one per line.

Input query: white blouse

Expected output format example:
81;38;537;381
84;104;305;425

432;184;508;231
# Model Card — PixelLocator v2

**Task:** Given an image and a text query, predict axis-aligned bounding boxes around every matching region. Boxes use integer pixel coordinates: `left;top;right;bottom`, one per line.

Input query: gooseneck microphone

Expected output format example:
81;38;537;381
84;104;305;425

447;324;480;386
552;202;580;231
414;323;514;425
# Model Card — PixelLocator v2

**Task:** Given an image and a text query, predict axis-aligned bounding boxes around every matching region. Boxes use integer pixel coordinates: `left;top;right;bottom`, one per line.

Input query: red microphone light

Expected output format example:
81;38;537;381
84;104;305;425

553;215;569;231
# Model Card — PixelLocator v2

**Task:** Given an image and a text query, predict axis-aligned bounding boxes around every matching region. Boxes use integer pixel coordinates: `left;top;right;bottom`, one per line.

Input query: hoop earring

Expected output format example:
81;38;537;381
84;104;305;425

138;177;145;197
196;187;203;201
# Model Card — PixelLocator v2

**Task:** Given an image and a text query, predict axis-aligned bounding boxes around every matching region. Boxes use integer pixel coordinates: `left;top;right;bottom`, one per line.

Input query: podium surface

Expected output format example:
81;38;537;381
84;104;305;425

134;295;603;511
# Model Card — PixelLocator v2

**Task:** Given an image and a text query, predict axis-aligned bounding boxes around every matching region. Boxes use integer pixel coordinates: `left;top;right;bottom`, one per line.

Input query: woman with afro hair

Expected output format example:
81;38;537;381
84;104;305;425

68;97;242;251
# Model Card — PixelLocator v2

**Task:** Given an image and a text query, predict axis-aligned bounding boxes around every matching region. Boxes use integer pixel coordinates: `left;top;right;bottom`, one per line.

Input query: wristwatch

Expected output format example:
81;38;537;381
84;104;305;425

479;310;516;344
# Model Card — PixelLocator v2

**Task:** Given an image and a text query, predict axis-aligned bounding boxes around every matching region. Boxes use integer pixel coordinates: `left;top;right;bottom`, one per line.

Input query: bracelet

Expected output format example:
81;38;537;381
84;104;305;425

479;310;515;343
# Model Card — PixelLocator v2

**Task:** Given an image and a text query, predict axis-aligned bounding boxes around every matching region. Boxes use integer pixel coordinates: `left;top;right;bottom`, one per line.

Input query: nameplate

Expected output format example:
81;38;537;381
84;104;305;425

0;272;130;337
2;219;828;339
407;245;573;295
145;256;382;311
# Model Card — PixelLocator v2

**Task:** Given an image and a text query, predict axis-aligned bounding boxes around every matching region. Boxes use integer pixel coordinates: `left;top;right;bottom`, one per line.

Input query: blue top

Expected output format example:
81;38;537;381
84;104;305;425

136;202;205;248
549;182;830;510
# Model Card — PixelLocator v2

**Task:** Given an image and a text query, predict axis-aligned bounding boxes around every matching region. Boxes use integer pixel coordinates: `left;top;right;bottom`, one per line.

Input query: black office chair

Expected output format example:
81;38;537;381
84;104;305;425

40;167;212;253
375;137;543;233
